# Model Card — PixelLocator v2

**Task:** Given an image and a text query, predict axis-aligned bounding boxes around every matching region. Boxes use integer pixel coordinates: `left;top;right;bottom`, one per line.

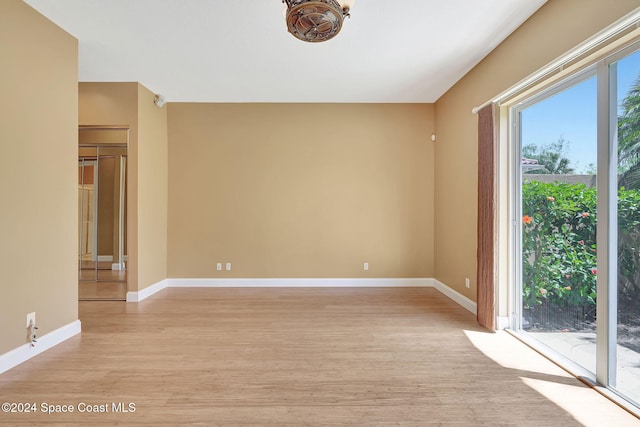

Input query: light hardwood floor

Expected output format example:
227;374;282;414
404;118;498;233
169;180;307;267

79;268;127;300
1;287;638;426
78;280;127;301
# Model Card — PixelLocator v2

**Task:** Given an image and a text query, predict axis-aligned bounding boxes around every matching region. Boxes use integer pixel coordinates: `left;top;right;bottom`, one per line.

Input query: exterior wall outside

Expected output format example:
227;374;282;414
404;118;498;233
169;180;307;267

524;174;597;188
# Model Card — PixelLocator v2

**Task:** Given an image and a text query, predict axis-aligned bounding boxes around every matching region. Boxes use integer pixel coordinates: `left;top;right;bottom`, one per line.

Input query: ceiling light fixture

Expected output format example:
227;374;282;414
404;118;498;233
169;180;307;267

282;0;354;43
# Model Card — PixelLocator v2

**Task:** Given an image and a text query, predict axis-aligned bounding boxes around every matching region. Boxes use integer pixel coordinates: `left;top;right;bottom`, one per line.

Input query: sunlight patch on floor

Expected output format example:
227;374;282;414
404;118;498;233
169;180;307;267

463;330;640;426
521;377;637;427
463;330;571;377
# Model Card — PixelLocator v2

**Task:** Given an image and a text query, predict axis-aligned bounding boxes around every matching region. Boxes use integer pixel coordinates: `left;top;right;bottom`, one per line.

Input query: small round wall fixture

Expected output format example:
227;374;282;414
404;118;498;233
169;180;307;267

154;94;166;107
283;0;354;42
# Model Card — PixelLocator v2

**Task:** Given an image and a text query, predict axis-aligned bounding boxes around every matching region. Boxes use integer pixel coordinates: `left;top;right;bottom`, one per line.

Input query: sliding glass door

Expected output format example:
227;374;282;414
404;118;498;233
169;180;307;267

517;71;599;373
78;127;129;300
513;42;640;409
611;47;640;406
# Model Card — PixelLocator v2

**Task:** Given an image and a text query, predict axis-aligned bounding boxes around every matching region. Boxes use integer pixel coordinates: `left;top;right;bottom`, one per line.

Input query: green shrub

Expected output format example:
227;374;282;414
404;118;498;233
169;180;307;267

522;180;597;310
522;180;640;312
618;187;640;305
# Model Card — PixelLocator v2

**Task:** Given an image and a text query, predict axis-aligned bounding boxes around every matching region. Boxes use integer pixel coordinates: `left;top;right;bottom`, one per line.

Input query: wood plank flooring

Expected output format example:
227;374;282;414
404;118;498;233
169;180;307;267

78;281;127;301
79;268;127;300
0;287;638;426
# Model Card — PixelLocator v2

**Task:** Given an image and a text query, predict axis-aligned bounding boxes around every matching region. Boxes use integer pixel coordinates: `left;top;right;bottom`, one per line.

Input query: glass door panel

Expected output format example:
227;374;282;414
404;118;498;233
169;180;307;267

519;74;598;373
78;158;97;280
613;48;640;404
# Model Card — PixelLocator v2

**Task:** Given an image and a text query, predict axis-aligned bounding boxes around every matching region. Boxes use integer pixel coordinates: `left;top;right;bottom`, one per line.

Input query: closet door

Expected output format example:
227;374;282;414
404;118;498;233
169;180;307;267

78;127;128;300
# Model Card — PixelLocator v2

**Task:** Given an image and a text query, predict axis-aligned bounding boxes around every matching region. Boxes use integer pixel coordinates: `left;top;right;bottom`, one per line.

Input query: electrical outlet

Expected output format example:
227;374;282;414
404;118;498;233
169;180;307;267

363;262;369;271
216;262;222;271
225;262;231;271
465;277;471;288
26;312;36;328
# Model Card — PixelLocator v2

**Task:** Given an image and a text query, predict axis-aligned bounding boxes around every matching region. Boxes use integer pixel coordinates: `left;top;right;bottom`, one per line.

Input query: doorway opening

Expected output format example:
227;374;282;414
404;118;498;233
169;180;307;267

78;126;129;300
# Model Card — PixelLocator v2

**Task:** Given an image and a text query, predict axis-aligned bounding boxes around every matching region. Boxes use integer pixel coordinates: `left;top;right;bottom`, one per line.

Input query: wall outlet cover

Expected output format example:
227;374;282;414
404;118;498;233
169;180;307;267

26;312;36;328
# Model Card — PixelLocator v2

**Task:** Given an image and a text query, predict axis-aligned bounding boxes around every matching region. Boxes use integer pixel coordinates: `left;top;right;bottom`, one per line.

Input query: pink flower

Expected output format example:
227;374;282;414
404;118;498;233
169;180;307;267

565;274;571;279
582;212;590;218
547;196;555;202
578;240;585;245
591;268;597;275
540;288;547;295
565;286;572;291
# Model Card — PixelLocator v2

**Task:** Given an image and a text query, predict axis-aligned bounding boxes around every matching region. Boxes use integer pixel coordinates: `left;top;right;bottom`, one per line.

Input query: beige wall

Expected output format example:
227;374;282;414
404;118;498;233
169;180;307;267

0;1;78;353
137;84;168;289
79;82;168;292
434;0;640;301
168;103;434;278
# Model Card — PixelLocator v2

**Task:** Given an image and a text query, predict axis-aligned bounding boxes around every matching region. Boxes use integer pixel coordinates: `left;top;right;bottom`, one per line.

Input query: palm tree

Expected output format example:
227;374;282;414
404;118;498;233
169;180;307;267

618;76;640;189
616;75;640;311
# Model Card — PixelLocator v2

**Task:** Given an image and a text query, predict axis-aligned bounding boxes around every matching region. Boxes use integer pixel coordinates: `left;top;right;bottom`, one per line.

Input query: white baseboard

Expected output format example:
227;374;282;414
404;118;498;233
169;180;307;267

126;279;168;302
432;279;477;315
97;256;128;263
0;320;81;375
167;278;433;288
126;278;432;302
111;262;125;271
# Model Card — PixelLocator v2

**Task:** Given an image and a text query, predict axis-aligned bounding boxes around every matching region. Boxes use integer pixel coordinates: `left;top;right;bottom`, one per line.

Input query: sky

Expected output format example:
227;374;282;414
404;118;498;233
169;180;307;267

521;49;640;174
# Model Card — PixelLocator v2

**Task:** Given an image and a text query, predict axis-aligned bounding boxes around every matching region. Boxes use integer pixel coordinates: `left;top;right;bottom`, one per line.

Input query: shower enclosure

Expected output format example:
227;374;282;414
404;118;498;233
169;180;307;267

78;126;128;300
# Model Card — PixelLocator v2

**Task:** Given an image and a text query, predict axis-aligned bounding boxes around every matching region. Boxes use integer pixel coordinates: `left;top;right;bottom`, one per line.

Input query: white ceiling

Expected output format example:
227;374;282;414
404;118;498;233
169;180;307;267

24;0;546;103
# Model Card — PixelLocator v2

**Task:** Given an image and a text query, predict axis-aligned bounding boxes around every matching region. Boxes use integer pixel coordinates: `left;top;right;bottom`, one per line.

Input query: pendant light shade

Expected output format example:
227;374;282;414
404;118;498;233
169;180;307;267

282;0;353;42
